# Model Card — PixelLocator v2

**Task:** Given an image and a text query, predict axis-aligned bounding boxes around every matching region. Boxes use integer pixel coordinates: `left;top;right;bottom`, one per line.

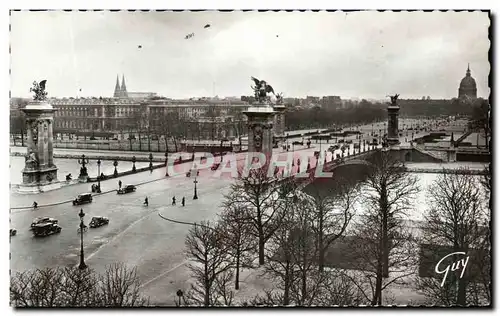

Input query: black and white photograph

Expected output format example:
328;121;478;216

7;7;492;308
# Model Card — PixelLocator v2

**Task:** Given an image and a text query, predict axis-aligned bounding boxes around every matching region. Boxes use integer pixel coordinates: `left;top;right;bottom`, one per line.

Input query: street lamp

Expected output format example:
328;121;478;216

132;156;137;172
164;152;169;177
96;159;101;193
193;177;198;200
149;153;154;171
78;208;87;270
78;154;89;178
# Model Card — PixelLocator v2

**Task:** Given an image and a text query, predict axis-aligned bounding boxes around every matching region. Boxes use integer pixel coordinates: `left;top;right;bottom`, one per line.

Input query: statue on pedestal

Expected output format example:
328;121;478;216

275;92;284;105
389;93;400;105
30;80;48;101
251;76;276;103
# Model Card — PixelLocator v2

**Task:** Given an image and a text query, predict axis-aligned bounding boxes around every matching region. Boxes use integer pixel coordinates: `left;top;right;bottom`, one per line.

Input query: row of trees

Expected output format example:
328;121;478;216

285;101;387;131
10;263;149;307
182;152;491;306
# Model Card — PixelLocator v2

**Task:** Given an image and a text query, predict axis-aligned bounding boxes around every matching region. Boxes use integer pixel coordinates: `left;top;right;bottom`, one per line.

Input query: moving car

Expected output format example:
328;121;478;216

89;216;110;228
73;193;93;206
117;184;136;194
10;228;17;236
32;223;62;237
31;217;58;228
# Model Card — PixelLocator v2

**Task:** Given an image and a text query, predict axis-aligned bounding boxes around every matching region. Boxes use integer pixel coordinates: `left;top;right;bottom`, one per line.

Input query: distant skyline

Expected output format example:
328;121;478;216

10;11;490;100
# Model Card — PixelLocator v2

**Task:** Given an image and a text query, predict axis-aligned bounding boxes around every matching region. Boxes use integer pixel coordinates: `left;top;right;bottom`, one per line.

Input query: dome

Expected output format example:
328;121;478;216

458;64;477;99
460;71;477;90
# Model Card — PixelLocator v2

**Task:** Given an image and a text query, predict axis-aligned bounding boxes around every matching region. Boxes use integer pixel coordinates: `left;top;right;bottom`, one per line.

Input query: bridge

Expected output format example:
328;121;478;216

274;143;485;191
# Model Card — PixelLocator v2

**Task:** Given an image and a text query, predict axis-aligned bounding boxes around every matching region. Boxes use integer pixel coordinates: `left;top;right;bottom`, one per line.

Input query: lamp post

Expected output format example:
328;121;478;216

78;154;89;178
286;133;289;151
149;153;153;171
96;159;101;193
132;156;136;172
193;177;198;200
113;160;118;177
165;152;169;177
78;208;87;270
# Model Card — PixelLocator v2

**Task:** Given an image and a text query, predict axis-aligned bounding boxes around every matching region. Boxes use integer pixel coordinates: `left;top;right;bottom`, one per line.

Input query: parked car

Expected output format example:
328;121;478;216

89;216;110;228
186;169;200;177
32;223;62;237
10;228;17;236
31;217;58;228
73;193;93;206
117;184;136;194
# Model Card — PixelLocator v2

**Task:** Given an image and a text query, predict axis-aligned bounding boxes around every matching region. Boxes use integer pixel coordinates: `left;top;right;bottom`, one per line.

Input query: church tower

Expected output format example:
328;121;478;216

121;74;128;98
113;75;121;98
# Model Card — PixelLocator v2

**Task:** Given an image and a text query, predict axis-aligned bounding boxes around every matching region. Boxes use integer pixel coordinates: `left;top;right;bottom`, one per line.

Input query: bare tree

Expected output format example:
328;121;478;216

261;191;363;306
347;150;420;305
96;263;148;307
306;179;358;272
184;220;233;306
10;264;149;307
218;205;257;290
418;170;490;306
223;167;291;265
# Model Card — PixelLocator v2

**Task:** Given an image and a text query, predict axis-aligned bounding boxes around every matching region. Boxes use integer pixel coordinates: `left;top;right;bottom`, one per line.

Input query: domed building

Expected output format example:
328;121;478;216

458;64;477;99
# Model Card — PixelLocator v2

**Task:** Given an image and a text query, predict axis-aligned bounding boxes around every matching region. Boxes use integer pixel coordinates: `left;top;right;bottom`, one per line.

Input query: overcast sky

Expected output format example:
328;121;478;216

10;10;490;100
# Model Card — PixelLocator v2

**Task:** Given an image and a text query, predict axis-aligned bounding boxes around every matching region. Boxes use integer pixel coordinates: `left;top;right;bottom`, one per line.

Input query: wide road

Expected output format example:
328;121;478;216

10;141;338;304
9;119;458;305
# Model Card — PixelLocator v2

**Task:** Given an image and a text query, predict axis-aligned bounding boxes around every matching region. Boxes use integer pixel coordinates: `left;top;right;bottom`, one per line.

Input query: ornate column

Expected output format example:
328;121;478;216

387;94;400;146
17;80;60;193
243;105;275;161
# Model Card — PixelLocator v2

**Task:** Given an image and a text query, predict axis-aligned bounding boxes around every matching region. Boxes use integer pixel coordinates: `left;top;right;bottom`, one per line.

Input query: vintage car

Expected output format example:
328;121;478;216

89;216;110;228
32;223;62;237
117;184;136;194
31;217;58;228
73;193;93;206
186;169;200;177
10;228;17;236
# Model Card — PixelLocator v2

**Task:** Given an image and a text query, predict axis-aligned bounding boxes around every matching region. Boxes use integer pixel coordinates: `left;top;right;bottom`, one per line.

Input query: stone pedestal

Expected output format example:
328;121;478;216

387;104;400;146
16;101;60;194
243;103;276;161
273;104;286;146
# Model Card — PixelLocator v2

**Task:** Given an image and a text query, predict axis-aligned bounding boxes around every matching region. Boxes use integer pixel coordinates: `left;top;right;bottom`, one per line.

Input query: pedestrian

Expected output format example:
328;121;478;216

144;197;149;206
118;180;122;189
182;197;185;207
32;201;38;209
172;196;176;206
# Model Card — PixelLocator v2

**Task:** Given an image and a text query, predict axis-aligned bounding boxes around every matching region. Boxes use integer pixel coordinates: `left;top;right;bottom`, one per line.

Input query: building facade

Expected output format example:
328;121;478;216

43;97;249;140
